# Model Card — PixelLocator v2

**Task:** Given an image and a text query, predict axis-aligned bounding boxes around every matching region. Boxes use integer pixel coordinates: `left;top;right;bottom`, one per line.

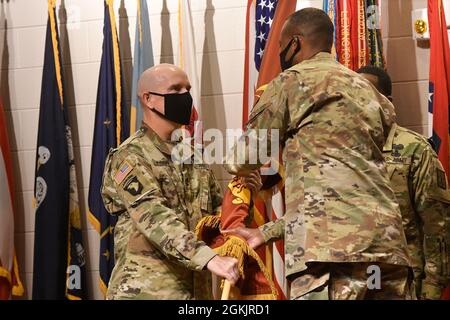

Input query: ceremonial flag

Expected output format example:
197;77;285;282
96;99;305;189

0;98;24;300
130;0;154;134
178;0;202;142
365;0;385;67
324;0;385;70
196;178;278;300
32;0;86;300
243;0;297;300
428;0;450;177
88;0;129;296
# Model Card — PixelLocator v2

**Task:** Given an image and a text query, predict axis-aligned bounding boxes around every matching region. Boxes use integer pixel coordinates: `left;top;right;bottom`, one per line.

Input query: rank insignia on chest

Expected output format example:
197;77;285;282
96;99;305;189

123;176;144;196
193;164;209;169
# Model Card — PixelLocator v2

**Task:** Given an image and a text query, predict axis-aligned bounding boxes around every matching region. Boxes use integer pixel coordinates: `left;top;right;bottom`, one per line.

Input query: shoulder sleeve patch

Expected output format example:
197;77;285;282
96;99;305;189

114;160;134;185
123;175;143;196
437;169;447;190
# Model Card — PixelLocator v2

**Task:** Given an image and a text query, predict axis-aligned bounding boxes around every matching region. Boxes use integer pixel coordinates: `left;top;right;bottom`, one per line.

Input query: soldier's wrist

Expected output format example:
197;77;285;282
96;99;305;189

258;223;274;243
188;245;218;271
258;220;283;243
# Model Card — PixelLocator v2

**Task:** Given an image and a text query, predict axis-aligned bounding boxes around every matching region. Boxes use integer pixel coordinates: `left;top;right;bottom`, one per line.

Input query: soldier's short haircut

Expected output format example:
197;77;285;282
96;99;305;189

286;8;334;51
356;65;392;98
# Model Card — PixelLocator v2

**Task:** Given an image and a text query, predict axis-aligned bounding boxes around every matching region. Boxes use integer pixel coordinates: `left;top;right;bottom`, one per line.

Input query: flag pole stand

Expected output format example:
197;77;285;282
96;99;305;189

221;280;231;300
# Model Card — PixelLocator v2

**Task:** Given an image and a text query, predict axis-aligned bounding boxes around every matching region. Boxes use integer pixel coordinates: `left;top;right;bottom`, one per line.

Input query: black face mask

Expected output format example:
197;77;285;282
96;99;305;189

279;38;301;71
148;91;193;125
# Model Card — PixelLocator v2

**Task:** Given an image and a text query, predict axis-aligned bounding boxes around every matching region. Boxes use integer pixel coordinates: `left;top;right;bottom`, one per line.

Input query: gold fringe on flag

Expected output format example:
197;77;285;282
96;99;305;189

195;216;278;300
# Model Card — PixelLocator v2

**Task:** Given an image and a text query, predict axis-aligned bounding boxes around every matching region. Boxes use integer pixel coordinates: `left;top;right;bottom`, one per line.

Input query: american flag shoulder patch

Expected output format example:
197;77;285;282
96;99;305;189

114;160;134;185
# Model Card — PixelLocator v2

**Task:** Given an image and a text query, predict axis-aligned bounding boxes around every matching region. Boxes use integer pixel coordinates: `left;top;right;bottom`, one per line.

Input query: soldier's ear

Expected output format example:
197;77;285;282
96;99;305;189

142;92;153;109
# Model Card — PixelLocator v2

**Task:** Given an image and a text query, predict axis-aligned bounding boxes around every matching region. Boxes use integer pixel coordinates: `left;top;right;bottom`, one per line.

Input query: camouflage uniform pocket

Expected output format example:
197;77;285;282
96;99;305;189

385;160;411;180
424;236;448;278
192;165;212;213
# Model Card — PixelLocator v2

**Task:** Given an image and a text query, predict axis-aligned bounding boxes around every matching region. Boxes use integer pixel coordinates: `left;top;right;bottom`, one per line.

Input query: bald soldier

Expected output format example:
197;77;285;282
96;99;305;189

223;8;412;299
101;64;239;300
357;65;450;299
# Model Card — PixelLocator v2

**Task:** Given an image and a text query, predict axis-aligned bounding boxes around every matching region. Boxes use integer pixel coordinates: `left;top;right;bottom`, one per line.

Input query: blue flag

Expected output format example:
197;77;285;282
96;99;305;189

88;0;129;295
32;0;86;300
130;0;154;134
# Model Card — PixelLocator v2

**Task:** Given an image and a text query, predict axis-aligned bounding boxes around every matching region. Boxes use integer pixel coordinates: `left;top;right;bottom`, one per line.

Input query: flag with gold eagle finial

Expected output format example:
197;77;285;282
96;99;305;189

88;0;129;296
32;0;86;300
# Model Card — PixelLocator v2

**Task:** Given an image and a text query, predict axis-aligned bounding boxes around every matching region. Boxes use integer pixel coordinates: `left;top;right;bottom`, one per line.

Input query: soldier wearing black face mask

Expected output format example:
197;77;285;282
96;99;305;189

278;8;334;71
225;8;414;300
279;37;301;72
146;91;193;126
100;64;240;300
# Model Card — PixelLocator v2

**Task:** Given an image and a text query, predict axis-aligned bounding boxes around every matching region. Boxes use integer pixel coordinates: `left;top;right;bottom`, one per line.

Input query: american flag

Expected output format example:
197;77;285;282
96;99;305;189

254;1;279;70
243;0;281;125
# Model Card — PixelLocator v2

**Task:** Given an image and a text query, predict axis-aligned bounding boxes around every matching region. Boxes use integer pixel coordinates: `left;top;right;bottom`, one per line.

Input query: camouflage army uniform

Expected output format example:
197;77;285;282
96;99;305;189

383;123;450;299
225;52;412;299
101;124;222;300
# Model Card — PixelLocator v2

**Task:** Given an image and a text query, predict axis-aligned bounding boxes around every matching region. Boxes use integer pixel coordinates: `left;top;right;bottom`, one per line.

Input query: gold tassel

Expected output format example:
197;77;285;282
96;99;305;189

195;216;278;300
195;214;221;240
214;236;278;300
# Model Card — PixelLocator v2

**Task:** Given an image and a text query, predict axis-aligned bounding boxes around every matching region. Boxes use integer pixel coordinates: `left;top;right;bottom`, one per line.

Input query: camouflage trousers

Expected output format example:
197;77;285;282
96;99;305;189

289;262;414;300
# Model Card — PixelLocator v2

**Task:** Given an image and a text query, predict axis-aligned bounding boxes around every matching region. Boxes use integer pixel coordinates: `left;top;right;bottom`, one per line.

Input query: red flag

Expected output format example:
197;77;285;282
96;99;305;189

428;0;450;177
335;0;369;70
428;0;450;300
0;98;24;299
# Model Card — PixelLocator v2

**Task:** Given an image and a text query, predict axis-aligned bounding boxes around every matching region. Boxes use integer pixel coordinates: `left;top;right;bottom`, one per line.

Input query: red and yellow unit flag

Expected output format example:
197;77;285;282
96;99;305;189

241;0;297;300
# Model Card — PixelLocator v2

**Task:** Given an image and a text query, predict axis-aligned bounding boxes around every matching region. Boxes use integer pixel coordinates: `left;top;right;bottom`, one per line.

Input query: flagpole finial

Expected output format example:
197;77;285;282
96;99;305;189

47;0;64;106
48;0;56;10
